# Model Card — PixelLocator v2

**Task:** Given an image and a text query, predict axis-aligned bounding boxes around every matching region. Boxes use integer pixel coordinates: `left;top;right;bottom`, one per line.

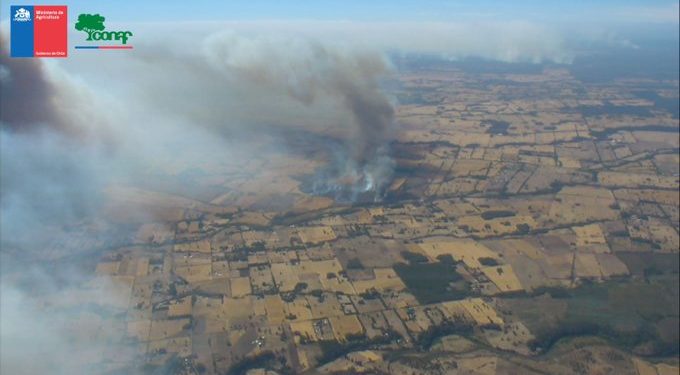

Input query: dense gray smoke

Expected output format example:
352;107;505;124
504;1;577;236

1;34;397;251
206;34;394;160
0;43;62;130
103;33;398;200
0;31;397;374
0;39;107;251
201;33;396;198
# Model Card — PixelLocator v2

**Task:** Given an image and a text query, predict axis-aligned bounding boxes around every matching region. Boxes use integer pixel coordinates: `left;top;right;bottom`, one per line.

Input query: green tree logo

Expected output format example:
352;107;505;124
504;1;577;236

75;14;106;40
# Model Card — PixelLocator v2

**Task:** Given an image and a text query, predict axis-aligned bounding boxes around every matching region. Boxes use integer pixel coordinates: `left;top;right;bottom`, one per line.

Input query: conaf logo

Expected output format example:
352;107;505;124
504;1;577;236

13;7;31;21
75;13;133;44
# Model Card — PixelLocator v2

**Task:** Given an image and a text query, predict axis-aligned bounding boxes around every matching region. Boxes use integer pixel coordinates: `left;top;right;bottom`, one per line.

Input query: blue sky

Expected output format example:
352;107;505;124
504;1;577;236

1;0;677;65
1;0;678;23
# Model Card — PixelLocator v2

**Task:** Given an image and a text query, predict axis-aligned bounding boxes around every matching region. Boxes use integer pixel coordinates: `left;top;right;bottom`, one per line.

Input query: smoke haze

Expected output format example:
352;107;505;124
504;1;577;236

1;6;674;371
1;30;397;374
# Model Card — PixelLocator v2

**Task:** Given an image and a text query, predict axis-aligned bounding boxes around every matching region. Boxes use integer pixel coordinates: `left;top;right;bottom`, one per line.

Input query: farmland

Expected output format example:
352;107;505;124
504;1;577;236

6;56;678;375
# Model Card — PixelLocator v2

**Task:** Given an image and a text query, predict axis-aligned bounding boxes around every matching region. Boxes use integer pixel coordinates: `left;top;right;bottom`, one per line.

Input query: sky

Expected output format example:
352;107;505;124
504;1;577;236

1;0;677;65
0;0;678;23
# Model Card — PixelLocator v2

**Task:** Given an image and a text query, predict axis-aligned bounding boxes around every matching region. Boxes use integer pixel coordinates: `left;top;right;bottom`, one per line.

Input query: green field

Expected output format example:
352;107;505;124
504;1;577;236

506;274;679;355
394;261;471;304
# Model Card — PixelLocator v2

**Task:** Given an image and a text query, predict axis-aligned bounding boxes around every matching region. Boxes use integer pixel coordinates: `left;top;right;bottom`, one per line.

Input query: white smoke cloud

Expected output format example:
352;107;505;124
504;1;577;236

1;29;397;373
122;20;582;64
0;13;658;372
0;276;132;375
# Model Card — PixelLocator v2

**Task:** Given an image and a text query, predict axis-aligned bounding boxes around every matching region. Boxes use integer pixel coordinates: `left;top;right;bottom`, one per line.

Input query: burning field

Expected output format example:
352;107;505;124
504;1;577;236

1;30;400;373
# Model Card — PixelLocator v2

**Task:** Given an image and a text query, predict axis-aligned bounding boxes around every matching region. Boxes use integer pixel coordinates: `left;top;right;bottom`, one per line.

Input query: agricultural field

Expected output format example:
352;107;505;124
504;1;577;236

4;54;678;375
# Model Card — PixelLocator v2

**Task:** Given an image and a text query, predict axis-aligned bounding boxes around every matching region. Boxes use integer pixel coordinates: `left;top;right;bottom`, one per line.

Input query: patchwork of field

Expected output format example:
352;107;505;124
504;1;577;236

22;61;679;375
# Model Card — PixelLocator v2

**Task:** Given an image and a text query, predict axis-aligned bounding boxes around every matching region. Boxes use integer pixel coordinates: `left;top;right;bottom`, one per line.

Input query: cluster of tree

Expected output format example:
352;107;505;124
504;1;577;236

346;258;364;269
394;261;470;304
400;250;429;264
317;331;401;365
480;210;516;220
226;351;276;375
528;321;677;356
416;320;474;350
236;241;266;252
515;223;531;234
478;257;499;266
436;254;458;265
347;224;370;237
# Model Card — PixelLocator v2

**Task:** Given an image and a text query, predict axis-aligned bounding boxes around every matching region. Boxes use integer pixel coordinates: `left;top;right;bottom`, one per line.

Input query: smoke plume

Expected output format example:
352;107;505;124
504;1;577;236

204;33;394;166
0;43;62;130
1;30;397;373
164;33;397;198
